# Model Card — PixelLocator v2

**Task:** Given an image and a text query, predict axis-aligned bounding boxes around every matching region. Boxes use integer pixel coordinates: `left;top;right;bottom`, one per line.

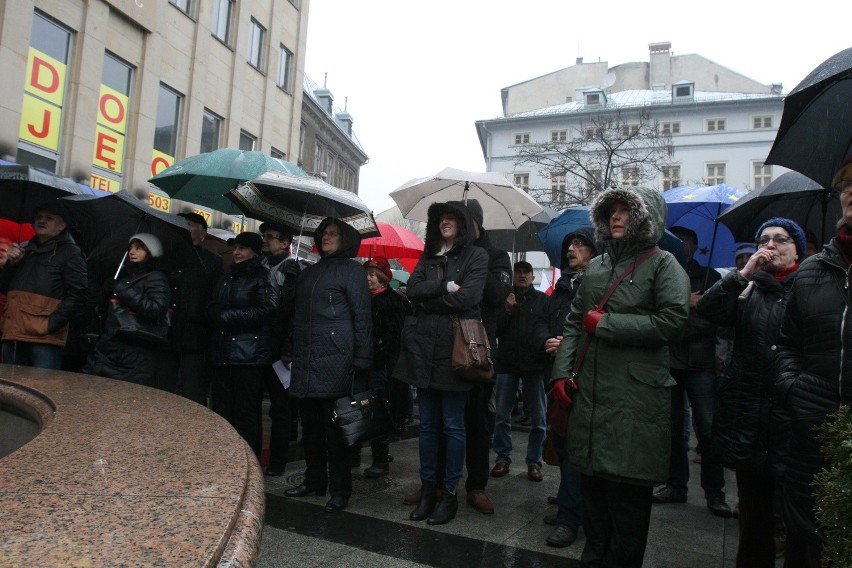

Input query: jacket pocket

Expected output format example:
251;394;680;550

627;362;677;388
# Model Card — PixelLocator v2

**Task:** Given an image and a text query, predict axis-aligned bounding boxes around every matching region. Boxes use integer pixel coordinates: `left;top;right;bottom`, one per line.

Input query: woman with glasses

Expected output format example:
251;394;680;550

771;159;852;567
697;216;806;567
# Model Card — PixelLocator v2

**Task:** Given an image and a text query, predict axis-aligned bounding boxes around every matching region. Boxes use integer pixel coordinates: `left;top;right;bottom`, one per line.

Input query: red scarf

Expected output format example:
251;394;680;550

369;285;387;297
774;264;798;281
836;224;852;267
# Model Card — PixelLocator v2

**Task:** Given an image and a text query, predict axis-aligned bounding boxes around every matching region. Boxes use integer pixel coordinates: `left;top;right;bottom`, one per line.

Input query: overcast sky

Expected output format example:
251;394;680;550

305;1;846;215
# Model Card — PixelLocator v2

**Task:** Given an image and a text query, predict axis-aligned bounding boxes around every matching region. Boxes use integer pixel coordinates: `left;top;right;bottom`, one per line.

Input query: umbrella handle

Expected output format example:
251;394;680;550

113;251;128;279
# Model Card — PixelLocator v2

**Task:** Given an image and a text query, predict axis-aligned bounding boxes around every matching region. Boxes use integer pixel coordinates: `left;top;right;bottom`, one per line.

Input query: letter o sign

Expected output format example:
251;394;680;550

99;93;125;125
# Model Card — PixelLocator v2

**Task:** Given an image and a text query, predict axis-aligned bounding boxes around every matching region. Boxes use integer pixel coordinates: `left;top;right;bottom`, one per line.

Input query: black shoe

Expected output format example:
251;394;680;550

284;484;325;498
543;514;559;526
707;496;733;518
651;486;687;504
265;464;285;477
324;494;348;513
427;493;458;525
546;525;578;547
410;482;437;521
363;462;390;478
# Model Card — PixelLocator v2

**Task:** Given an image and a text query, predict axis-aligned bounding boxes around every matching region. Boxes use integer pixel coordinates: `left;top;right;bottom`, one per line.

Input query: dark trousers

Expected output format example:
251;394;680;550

262;367;290;469
156;350;210;407
735;469;777;568
299;397;351;498
211;366;263;457
580;475;653;568
667;368;725;499
554;433;583;530
436;383;493;491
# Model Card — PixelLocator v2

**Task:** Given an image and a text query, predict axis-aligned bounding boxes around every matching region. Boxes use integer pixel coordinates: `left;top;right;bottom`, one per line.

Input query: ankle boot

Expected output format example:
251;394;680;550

427;492;458;525
409;481;437;521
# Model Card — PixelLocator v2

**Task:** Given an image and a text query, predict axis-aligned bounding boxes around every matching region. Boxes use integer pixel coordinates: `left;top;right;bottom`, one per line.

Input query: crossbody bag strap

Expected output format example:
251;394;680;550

571;247;661;378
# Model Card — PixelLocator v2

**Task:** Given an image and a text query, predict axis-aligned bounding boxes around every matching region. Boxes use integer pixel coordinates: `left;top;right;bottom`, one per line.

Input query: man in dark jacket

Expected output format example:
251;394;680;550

428;199;512;516
534;226;598;548
653;226;731;518
492;261;549;482
259;220;300;477
155;212;223;406
0;204;87;369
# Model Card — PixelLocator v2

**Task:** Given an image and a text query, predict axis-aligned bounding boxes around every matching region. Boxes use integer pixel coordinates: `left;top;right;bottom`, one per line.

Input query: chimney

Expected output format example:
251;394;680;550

648;41;672;89
576;57;583;65
771;83;783;95
335;97;353;136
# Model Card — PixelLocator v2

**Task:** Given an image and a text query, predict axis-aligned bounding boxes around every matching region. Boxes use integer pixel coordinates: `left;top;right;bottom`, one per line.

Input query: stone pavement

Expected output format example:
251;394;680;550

258;412;748;567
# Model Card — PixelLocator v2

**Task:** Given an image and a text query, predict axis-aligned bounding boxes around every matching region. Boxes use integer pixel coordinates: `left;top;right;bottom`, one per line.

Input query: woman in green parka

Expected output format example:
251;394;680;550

551;185;690;567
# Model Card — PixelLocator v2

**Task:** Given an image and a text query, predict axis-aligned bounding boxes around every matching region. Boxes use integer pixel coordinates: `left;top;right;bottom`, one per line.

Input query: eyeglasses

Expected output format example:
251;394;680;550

833;179;852;194
756;235;794;247
262;234;283;242
567;239;589;249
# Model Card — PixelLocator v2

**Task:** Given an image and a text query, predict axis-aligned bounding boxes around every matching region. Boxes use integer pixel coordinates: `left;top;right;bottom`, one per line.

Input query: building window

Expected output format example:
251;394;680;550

277;45;293;91
584;127;603;140
706;163;726;185
298;123;306;164
550;129;567;142
513;133;530;145
587;169;602;192
315;139;328;175
239;130;257;151
661;121;680;135
270;147;285;160
200;109;222;154
169;0;190;14
706;119;726;132
248;18;266;70
753;162;772;190
753;116;773;129
620;124;640;137
212;0;234;43
154;84;182;157
661;165;681;191
514;173;529;189
550;171;567;204
91;52;133;192
673;84;693;98
621;167;640;186
585;92;601;105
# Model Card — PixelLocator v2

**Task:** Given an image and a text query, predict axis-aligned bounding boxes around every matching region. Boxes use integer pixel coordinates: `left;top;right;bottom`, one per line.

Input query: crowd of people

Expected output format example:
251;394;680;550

1;164;850;566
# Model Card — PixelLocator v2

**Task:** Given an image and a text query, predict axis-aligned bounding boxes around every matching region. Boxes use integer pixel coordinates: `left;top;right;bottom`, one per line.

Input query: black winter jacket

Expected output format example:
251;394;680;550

164;245;223;352
395;201;489;392
472;230;512;350
289;218;372;399
0;231;87;346
371;286;412;371
208;255;278;367
84;260;171;385
534;268;584;376
775;240;852;546
669;258;720;371
697;269;793;473
496;286;549;373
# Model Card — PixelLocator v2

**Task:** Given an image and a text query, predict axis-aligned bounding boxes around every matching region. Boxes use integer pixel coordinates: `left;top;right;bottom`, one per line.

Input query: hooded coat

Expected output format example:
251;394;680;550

289;218;372;399
394;201;489;392
551;186;690;484
775;239;852;547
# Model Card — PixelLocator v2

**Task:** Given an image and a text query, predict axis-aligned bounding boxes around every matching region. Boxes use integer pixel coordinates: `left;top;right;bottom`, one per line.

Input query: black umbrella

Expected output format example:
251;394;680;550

716;171;840;245
487;206;557;257
0;164;101;223
765;47;852;189
60;191;196;274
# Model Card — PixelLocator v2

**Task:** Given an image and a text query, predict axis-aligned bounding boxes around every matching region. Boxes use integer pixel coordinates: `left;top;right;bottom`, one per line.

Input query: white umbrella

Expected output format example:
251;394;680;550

389;167;543;229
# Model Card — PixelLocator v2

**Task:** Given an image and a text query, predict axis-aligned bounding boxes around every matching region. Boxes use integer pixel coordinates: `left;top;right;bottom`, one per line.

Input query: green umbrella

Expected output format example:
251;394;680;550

148;148;308;214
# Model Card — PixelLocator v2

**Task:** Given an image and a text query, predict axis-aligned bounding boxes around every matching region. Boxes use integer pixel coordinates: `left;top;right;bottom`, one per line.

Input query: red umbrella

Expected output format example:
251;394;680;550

397;257;419;272
357;222;424;259
0;218;35;242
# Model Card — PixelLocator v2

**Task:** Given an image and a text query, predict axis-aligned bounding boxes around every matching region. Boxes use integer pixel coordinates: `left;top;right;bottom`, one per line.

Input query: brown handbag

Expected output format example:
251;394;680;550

451;316;495;383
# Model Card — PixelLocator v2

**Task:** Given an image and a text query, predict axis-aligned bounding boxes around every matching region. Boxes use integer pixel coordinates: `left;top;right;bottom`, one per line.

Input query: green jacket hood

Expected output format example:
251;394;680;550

590;186;666;245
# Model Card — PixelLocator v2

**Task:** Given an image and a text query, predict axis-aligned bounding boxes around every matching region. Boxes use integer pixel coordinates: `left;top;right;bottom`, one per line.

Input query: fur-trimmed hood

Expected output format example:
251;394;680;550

313;217;362;259
590;186;666;246
424;200;475;256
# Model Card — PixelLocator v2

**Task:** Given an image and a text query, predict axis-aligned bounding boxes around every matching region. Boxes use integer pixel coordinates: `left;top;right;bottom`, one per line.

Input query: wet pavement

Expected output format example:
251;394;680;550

258;406;745;567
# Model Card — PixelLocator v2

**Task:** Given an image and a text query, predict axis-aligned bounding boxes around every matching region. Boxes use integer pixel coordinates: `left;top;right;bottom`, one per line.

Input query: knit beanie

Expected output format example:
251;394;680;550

755;217;806;259
128;233;163;258
364;256;393;283
233;232;263;256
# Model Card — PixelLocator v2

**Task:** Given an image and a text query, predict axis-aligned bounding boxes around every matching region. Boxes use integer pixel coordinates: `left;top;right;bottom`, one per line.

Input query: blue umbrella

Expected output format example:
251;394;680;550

663;184;747;268
538;205;686;267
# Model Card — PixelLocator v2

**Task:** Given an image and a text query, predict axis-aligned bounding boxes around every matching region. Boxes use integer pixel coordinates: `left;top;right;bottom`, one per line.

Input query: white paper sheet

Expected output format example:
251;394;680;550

272;360;291;389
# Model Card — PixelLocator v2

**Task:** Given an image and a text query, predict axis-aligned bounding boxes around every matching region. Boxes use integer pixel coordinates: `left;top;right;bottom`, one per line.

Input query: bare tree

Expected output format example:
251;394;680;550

514;106;674;208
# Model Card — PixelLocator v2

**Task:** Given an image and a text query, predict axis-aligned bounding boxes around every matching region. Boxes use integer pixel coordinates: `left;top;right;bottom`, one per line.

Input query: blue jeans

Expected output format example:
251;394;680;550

493;372;547;467
668;368;725;499
2;341;63;370
417;388;468;494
